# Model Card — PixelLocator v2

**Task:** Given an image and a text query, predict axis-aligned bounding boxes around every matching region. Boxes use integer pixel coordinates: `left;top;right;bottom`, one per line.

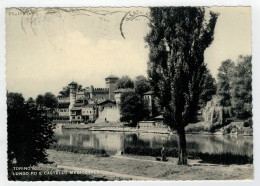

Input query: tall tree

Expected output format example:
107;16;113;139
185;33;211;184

116;75;134;89
217;59;235;107
231;55;252;119
7;92;55;170
146;7;218;164
134;75;151;96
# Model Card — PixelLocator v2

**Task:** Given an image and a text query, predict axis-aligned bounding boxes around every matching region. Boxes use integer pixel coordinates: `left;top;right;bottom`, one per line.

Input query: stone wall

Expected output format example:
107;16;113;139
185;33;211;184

95;107;120;123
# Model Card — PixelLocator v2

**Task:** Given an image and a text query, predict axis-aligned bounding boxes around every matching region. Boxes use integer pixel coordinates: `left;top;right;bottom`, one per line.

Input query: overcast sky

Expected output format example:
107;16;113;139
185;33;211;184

6;7;251;99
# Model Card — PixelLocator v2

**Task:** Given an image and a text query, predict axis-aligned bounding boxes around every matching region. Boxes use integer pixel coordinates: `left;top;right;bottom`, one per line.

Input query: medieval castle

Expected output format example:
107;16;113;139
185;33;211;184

56;75;144;124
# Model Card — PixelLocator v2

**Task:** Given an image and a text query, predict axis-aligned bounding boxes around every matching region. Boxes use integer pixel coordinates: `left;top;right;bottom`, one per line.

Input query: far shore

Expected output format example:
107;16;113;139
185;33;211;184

54;123;253;136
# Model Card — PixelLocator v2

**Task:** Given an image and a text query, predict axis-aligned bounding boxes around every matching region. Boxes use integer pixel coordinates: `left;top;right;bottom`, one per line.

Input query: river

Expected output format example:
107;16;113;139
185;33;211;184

54;129;253;156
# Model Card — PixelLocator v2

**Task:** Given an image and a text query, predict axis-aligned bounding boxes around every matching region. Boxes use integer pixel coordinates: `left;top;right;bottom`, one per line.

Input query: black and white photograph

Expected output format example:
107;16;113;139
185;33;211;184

3;5;255;182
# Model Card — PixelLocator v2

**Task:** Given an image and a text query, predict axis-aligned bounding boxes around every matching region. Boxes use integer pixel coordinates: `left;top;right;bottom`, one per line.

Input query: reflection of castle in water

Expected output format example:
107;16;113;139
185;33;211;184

55;130;253;155
58;131;125;152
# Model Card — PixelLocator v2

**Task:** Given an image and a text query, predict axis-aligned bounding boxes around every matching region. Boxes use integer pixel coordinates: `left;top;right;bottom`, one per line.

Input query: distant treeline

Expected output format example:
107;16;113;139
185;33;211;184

216;55;252;120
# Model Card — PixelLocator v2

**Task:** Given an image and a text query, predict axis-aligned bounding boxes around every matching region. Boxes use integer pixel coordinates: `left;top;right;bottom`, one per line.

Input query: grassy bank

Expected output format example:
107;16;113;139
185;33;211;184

50;144;252;165
49;144;110;156
10;150;253;180
124;146;253;164
40;150;253;180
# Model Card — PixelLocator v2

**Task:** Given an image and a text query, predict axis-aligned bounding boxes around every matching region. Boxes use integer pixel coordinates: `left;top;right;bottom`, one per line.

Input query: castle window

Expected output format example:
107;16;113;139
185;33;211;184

90;111;91;113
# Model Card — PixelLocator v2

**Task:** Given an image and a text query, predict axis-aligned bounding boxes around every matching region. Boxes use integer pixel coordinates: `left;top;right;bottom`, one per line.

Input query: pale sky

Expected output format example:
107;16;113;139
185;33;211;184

6;7;251;99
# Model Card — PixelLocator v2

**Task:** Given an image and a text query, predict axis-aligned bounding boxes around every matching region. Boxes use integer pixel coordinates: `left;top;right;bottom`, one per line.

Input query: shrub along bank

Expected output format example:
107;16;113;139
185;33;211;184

49;144;252;165
49;144;109;156
124;146;253;165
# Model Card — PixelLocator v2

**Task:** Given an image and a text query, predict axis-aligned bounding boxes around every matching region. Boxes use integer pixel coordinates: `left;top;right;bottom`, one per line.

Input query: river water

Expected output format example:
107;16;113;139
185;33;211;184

54;129;253;156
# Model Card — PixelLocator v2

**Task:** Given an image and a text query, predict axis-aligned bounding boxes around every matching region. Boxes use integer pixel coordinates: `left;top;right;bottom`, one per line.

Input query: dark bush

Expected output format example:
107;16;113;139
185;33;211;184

198;152;253;164
125;146;196;158
244;118;253;127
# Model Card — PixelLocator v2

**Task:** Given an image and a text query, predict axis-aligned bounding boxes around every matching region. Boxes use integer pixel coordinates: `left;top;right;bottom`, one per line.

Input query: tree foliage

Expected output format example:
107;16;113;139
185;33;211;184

134;75;151;96
43;92;58;109
217;59;235;107
116;76;134;89
199;68;217;107
7;92;56;168
120;92;150;125
230;55;252;119
36;92;58;109
36;94;44;107
146;7;218;164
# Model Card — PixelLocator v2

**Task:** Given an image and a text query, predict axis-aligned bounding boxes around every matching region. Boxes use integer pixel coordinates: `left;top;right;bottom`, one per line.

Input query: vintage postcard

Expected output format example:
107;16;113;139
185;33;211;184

5;6;253;181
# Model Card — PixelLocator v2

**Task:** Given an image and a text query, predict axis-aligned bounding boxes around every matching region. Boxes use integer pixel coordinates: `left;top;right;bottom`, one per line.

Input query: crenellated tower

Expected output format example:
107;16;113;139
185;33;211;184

69;81;77;109
105;75;119;100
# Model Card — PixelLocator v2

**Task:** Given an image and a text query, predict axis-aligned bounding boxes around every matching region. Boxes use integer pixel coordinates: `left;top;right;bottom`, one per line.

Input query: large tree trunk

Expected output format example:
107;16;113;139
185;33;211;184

177;128;188;165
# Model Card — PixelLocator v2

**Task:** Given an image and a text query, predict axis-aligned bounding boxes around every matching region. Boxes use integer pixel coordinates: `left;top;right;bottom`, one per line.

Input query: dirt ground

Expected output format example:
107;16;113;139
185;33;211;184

33;150;254;181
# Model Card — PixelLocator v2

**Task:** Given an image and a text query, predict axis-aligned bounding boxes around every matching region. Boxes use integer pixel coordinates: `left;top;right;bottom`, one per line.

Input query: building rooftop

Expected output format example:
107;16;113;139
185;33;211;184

97;99;116;105
143;91;154;95
114;88;134;93
58;97;70;104
70;107;81;111
74;103;85;107
69;81;77;86
154;115;164;120
93;88;109;93
105;75;119;80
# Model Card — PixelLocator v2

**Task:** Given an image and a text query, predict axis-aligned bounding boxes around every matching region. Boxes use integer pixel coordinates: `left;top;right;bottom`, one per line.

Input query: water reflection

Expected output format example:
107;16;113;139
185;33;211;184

55;129;253;156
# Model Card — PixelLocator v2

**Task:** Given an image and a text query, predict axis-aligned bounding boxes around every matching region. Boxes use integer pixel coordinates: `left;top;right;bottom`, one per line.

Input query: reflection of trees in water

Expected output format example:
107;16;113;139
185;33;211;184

185;135;253;155
55;130;253;155
124;133;150;147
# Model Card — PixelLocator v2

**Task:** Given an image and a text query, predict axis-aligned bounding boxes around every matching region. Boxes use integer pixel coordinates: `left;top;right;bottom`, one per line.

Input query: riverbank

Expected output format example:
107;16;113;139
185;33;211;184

28;150;253;181
56;122;253;136
56;123;172;134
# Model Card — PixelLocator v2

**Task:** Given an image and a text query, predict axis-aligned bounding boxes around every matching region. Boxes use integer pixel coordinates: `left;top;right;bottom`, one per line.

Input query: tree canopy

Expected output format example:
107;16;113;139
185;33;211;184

230;55;252;119
36;92;58;109
120;91;150;125
7;92;55;169
217;59;235;107
134;75;151;96
116;75;134;89
146;7;218;164
199;68;217;108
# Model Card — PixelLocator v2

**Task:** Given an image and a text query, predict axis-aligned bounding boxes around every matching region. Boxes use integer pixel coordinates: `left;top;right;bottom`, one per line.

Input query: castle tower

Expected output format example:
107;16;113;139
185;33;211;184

105;75;119;100
69;81;77;109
